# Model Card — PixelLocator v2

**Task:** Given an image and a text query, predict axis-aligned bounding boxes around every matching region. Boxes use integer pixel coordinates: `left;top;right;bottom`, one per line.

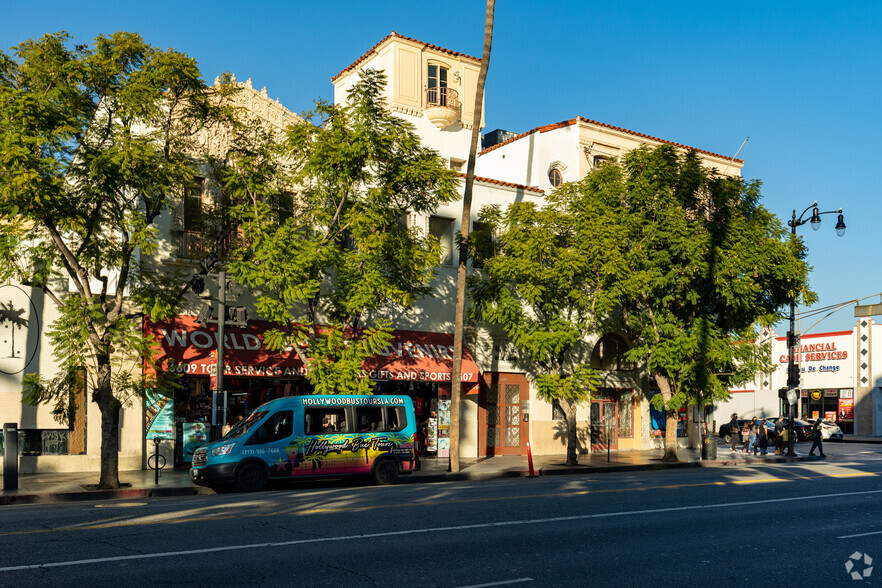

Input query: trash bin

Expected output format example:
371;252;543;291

701;433;717;460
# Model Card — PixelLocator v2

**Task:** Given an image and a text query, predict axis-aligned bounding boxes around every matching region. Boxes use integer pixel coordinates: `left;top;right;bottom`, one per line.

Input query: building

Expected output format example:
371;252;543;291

712;317;882;437
4;31;805;474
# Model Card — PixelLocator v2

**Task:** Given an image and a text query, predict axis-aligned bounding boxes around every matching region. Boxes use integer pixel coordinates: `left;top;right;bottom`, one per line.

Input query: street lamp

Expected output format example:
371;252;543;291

785;202;845;456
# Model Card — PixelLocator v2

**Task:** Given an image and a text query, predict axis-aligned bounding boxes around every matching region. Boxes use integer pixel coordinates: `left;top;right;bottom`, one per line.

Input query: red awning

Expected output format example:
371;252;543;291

144;317;479;385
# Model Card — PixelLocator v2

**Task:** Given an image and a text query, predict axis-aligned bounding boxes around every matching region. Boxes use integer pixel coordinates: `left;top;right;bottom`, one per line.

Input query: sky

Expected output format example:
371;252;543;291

4;0;880;335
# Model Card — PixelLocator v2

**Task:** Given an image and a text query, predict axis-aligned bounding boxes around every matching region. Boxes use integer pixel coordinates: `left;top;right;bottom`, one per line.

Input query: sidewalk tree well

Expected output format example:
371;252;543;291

0;32;230;488
467;178;624;465
606;146;812;461
221;69;460;394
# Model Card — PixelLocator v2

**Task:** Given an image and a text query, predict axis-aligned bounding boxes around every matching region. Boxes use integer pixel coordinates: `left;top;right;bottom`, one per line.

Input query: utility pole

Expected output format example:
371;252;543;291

195;270;248;440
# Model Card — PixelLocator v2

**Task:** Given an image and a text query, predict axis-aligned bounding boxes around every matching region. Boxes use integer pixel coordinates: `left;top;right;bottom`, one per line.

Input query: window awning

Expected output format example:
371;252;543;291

144;317;479;386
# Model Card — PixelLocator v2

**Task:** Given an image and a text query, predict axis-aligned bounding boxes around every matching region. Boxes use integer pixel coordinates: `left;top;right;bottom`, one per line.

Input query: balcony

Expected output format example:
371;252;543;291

424;86;460;129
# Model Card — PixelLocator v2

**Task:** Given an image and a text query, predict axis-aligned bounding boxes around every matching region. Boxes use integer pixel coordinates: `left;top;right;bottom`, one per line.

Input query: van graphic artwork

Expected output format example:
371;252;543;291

190;395;419;491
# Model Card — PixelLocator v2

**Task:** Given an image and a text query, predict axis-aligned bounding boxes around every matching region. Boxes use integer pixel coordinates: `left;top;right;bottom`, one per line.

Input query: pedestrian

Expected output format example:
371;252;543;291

741;422;750;453
809;417;826;457
756;419;769;455
728;413;741;452
774;417;785;454
747;417;759;454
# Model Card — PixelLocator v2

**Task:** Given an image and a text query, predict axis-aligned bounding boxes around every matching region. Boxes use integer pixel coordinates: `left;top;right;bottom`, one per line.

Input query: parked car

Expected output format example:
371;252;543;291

777;417;813;442
818;419;844;440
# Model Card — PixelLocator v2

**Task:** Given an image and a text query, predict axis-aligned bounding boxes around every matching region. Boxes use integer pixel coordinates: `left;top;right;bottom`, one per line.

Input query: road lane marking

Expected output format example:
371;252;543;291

0;470;877;537
3;487;882;572
456;578;534;588
838;530;882;539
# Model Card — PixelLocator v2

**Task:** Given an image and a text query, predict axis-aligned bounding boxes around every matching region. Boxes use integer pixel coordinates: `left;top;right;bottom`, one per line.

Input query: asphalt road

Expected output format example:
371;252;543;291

2;443;882;587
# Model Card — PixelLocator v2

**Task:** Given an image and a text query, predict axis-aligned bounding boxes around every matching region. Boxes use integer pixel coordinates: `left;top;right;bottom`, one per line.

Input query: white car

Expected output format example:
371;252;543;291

819;420;844;440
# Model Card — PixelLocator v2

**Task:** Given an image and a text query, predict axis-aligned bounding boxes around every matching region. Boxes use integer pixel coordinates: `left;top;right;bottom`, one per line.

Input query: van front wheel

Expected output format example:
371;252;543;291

373;458;399;485
235;463;268;492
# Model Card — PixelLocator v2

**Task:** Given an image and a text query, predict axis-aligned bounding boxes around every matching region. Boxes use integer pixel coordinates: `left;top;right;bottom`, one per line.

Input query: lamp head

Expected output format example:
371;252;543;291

835;211;846;237
810;207;822;231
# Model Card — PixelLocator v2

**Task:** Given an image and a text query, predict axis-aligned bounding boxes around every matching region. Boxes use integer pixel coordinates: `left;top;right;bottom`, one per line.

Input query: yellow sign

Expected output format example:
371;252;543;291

810;389;822;401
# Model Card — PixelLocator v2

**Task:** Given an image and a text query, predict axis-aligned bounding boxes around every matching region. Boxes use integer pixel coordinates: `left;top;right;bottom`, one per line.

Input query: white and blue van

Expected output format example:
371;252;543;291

190;395;420;491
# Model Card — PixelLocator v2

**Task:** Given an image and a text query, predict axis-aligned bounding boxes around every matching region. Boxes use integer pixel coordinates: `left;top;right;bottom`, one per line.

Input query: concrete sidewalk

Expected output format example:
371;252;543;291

0;445;811;506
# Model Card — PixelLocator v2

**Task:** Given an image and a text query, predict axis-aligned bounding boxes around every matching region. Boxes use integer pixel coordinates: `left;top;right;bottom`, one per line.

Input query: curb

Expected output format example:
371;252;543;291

0;485;214;506
0;454;812;505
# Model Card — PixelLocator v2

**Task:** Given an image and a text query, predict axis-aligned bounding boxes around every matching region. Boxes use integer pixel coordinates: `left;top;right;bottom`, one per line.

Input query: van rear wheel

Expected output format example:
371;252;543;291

373;458;399;485
235;463;268;492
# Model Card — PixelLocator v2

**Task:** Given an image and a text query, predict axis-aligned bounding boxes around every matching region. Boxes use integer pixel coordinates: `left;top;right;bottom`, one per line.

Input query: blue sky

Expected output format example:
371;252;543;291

4;1;880;334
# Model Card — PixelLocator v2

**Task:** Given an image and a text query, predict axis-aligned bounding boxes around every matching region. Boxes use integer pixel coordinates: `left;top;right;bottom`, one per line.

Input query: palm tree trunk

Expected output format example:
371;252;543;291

449;0;495;473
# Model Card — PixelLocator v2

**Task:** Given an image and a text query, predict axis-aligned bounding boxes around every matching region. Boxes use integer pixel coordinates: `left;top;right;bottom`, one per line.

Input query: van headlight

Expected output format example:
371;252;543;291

212;443;236;457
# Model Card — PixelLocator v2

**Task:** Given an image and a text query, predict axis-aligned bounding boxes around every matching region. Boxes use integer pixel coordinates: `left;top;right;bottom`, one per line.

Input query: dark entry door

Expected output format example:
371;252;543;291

479;372;529;456
590;400;618;450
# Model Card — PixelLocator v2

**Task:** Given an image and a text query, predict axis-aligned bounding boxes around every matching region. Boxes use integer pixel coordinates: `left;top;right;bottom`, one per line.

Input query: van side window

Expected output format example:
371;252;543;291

246;410;293;445
385;406;407;432
304;408;348;434
355;406;384;432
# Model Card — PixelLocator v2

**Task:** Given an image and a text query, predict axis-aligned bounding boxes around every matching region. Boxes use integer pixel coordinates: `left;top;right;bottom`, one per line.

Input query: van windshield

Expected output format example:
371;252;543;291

222;410;269;440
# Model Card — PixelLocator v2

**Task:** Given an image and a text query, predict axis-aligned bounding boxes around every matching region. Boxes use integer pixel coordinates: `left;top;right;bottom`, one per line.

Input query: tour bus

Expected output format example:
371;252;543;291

190;395;420;492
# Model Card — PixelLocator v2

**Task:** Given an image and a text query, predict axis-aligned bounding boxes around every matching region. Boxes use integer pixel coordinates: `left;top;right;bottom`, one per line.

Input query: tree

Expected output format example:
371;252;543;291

467;176;625;465
0;32;226;488
604;145;811;461
450;0;495;473
222;68;459;393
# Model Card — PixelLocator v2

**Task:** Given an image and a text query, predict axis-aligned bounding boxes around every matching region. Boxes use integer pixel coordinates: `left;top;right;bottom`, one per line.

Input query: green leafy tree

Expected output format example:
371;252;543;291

603;146;811;461
0;32;227;488
468;178;625;465
222;69;459;394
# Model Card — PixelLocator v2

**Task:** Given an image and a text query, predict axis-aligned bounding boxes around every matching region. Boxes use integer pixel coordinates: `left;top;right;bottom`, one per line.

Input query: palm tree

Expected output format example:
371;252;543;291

0;300;28;358
450;0;496;473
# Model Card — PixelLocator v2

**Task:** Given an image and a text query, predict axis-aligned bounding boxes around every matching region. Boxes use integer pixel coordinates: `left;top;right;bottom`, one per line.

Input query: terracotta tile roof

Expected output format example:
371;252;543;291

479;116;744;164
332;32;480;83
458;173;545;195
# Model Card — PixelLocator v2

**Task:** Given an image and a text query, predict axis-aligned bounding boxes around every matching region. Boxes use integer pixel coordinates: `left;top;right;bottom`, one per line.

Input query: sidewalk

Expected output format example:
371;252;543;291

0;445;810;506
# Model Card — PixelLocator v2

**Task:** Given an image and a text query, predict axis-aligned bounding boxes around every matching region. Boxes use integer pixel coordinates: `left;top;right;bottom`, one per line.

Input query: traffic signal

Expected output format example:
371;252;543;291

788;369;800;389
778;387;789;399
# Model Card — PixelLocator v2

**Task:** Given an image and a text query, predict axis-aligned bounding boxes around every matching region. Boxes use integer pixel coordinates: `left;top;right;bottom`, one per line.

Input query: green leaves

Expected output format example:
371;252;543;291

222;68;458;394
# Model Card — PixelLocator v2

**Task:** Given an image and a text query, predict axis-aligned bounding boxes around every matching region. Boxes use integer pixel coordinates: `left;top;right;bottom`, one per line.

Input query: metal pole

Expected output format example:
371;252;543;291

2;423;18;491
214;271;226;441
786;217;797;457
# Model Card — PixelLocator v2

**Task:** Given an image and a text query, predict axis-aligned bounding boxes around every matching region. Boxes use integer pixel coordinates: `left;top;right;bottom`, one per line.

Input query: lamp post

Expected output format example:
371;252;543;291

785;202;845;456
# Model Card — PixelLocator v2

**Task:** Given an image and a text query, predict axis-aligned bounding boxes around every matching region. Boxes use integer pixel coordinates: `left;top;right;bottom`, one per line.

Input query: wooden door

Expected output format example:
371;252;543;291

478;372;529;456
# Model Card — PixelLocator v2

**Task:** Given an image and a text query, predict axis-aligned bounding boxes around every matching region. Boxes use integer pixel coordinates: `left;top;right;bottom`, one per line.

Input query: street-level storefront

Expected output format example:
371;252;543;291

144;316;479;466
713;321;882;437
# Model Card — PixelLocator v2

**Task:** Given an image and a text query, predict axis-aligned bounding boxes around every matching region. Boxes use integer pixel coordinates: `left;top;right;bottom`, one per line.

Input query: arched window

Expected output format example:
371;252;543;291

590;334;635;371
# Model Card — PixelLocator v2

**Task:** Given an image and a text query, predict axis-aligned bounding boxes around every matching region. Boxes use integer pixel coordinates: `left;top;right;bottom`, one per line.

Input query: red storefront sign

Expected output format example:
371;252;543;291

144;316;479;384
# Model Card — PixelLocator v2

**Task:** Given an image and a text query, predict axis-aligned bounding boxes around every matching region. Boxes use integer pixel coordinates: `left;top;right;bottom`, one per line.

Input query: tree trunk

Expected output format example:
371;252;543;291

94;360;122;489
563;398;578;466
449;0;495;473
656;374;679;462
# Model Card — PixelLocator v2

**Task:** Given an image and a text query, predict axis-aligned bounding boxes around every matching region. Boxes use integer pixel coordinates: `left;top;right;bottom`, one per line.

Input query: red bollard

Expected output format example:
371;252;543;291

526;441;536;477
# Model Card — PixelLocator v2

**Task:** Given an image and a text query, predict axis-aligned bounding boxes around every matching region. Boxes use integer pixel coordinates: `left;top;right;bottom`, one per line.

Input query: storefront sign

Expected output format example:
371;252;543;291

810;390;822;401
825;411;837;421
779;340;848;363
145;317;479;383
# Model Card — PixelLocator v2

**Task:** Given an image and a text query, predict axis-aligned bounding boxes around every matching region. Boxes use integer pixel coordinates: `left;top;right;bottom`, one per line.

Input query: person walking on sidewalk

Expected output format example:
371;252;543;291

774;417;785;454
809;417;826;457
756;420;769;455
747;417;759;454
729;413;741;452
